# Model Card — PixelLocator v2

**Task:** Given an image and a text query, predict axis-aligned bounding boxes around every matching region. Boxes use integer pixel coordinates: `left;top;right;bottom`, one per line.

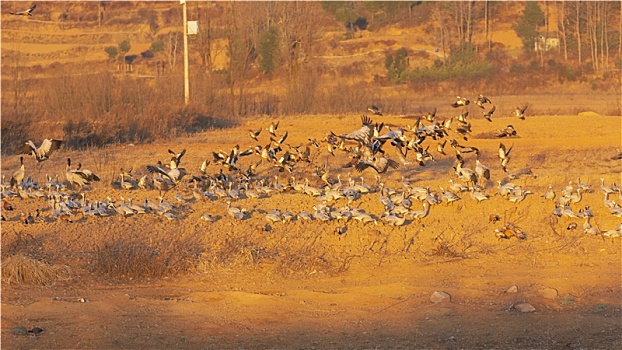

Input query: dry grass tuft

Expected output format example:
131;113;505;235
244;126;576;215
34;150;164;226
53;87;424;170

91;231;203;280
430;241;463;258
2;254;72;286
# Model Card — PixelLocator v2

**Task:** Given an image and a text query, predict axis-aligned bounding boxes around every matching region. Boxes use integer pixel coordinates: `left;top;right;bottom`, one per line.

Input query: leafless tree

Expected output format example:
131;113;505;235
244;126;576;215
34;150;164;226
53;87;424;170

558;1;568;61
166;31;180;71
576;1;582;65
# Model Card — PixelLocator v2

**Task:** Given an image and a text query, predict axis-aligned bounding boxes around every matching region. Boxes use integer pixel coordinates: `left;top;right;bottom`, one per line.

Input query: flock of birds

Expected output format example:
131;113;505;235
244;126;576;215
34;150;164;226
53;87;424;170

2;94;622;240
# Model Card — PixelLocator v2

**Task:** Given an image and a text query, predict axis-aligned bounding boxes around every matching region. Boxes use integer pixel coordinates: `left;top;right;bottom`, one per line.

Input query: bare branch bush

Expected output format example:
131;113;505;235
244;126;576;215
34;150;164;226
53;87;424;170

91;229;203;280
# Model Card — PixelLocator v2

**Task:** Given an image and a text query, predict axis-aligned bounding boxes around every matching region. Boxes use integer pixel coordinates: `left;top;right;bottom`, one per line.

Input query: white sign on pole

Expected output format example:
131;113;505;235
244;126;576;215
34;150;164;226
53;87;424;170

187;21;199;35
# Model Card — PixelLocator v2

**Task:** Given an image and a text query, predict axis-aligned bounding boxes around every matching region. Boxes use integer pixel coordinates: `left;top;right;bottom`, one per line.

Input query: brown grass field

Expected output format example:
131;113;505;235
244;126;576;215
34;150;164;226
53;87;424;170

2;2;622;348
1;112;621;349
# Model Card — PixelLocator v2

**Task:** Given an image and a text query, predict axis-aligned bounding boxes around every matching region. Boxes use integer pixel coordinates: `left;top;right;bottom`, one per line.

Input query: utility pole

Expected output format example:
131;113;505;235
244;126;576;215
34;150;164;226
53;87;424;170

181;0;189;105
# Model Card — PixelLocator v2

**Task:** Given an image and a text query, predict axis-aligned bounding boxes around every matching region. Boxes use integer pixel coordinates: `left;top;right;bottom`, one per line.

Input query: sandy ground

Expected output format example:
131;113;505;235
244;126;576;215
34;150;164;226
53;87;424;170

2;113;621;349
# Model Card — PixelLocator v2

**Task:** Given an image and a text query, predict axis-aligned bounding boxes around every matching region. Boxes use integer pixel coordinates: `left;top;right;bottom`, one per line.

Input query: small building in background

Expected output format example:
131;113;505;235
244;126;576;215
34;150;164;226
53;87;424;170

534;35;559;52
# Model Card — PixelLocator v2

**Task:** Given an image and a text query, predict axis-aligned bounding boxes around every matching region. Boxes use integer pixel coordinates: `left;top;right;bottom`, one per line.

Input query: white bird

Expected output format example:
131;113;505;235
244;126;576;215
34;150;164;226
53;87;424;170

265;210;282;223
382;212;406;227
20;139;63;162
10;3;36;16
470;190;490;203
439;187;461;205
542;185;555;200
409;202;430;222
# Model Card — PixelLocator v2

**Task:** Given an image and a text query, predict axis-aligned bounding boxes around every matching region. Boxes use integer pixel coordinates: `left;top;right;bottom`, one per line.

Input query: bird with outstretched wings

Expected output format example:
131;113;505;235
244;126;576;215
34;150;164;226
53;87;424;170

10;3;36;16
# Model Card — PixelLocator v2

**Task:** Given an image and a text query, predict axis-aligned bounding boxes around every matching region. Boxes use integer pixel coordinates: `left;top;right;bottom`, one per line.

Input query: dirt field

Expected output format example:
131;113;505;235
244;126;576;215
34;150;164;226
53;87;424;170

2;113;621;349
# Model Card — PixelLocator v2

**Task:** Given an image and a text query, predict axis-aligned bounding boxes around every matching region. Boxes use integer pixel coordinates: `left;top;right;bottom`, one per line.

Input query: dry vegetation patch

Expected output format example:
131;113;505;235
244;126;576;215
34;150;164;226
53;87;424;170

90;230;203;281
1;254;72;286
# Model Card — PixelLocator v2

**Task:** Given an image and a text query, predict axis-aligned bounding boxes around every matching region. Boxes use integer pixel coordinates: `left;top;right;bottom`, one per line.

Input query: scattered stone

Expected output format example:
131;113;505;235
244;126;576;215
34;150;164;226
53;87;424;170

12;326;28;335
28;327;44;336
559;294;575;306
539;287;558;299
514;303;536;313
430;291;451;303
506;285;518;293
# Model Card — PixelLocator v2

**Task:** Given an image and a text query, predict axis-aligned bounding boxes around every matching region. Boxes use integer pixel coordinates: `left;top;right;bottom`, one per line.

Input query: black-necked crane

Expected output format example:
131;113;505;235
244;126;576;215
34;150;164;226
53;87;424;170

66;158;96;191
76;163;100;183
454;153;478;187
355;155;400;174
20;139;63;162
146;163;186;197
474;150;491;183
10;157;25;189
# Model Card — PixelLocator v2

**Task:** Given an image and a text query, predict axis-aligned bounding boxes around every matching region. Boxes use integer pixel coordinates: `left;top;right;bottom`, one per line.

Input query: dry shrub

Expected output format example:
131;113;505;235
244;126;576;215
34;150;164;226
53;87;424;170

426;224;479;260
1;230;45;258
91;230;203;280
1;119;31;155
200;230;279;268
273;233;343;277
198;230;345;277
2;254;72;286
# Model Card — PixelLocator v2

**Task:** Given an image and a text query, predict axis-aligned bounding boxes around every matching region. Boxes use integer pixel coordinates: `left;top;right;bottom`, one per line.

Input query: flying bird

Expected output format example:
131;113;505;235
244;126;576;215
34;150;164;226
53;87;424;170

248;128;262;141
168;149;186;168
19;139;63;162
354;155;400;174
475;94;492;109
451;96;470;108
267;121;279;137
513;105;528;120
498;142;513;173
10;3;36;16
367;105;383;116
483;106;496;122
